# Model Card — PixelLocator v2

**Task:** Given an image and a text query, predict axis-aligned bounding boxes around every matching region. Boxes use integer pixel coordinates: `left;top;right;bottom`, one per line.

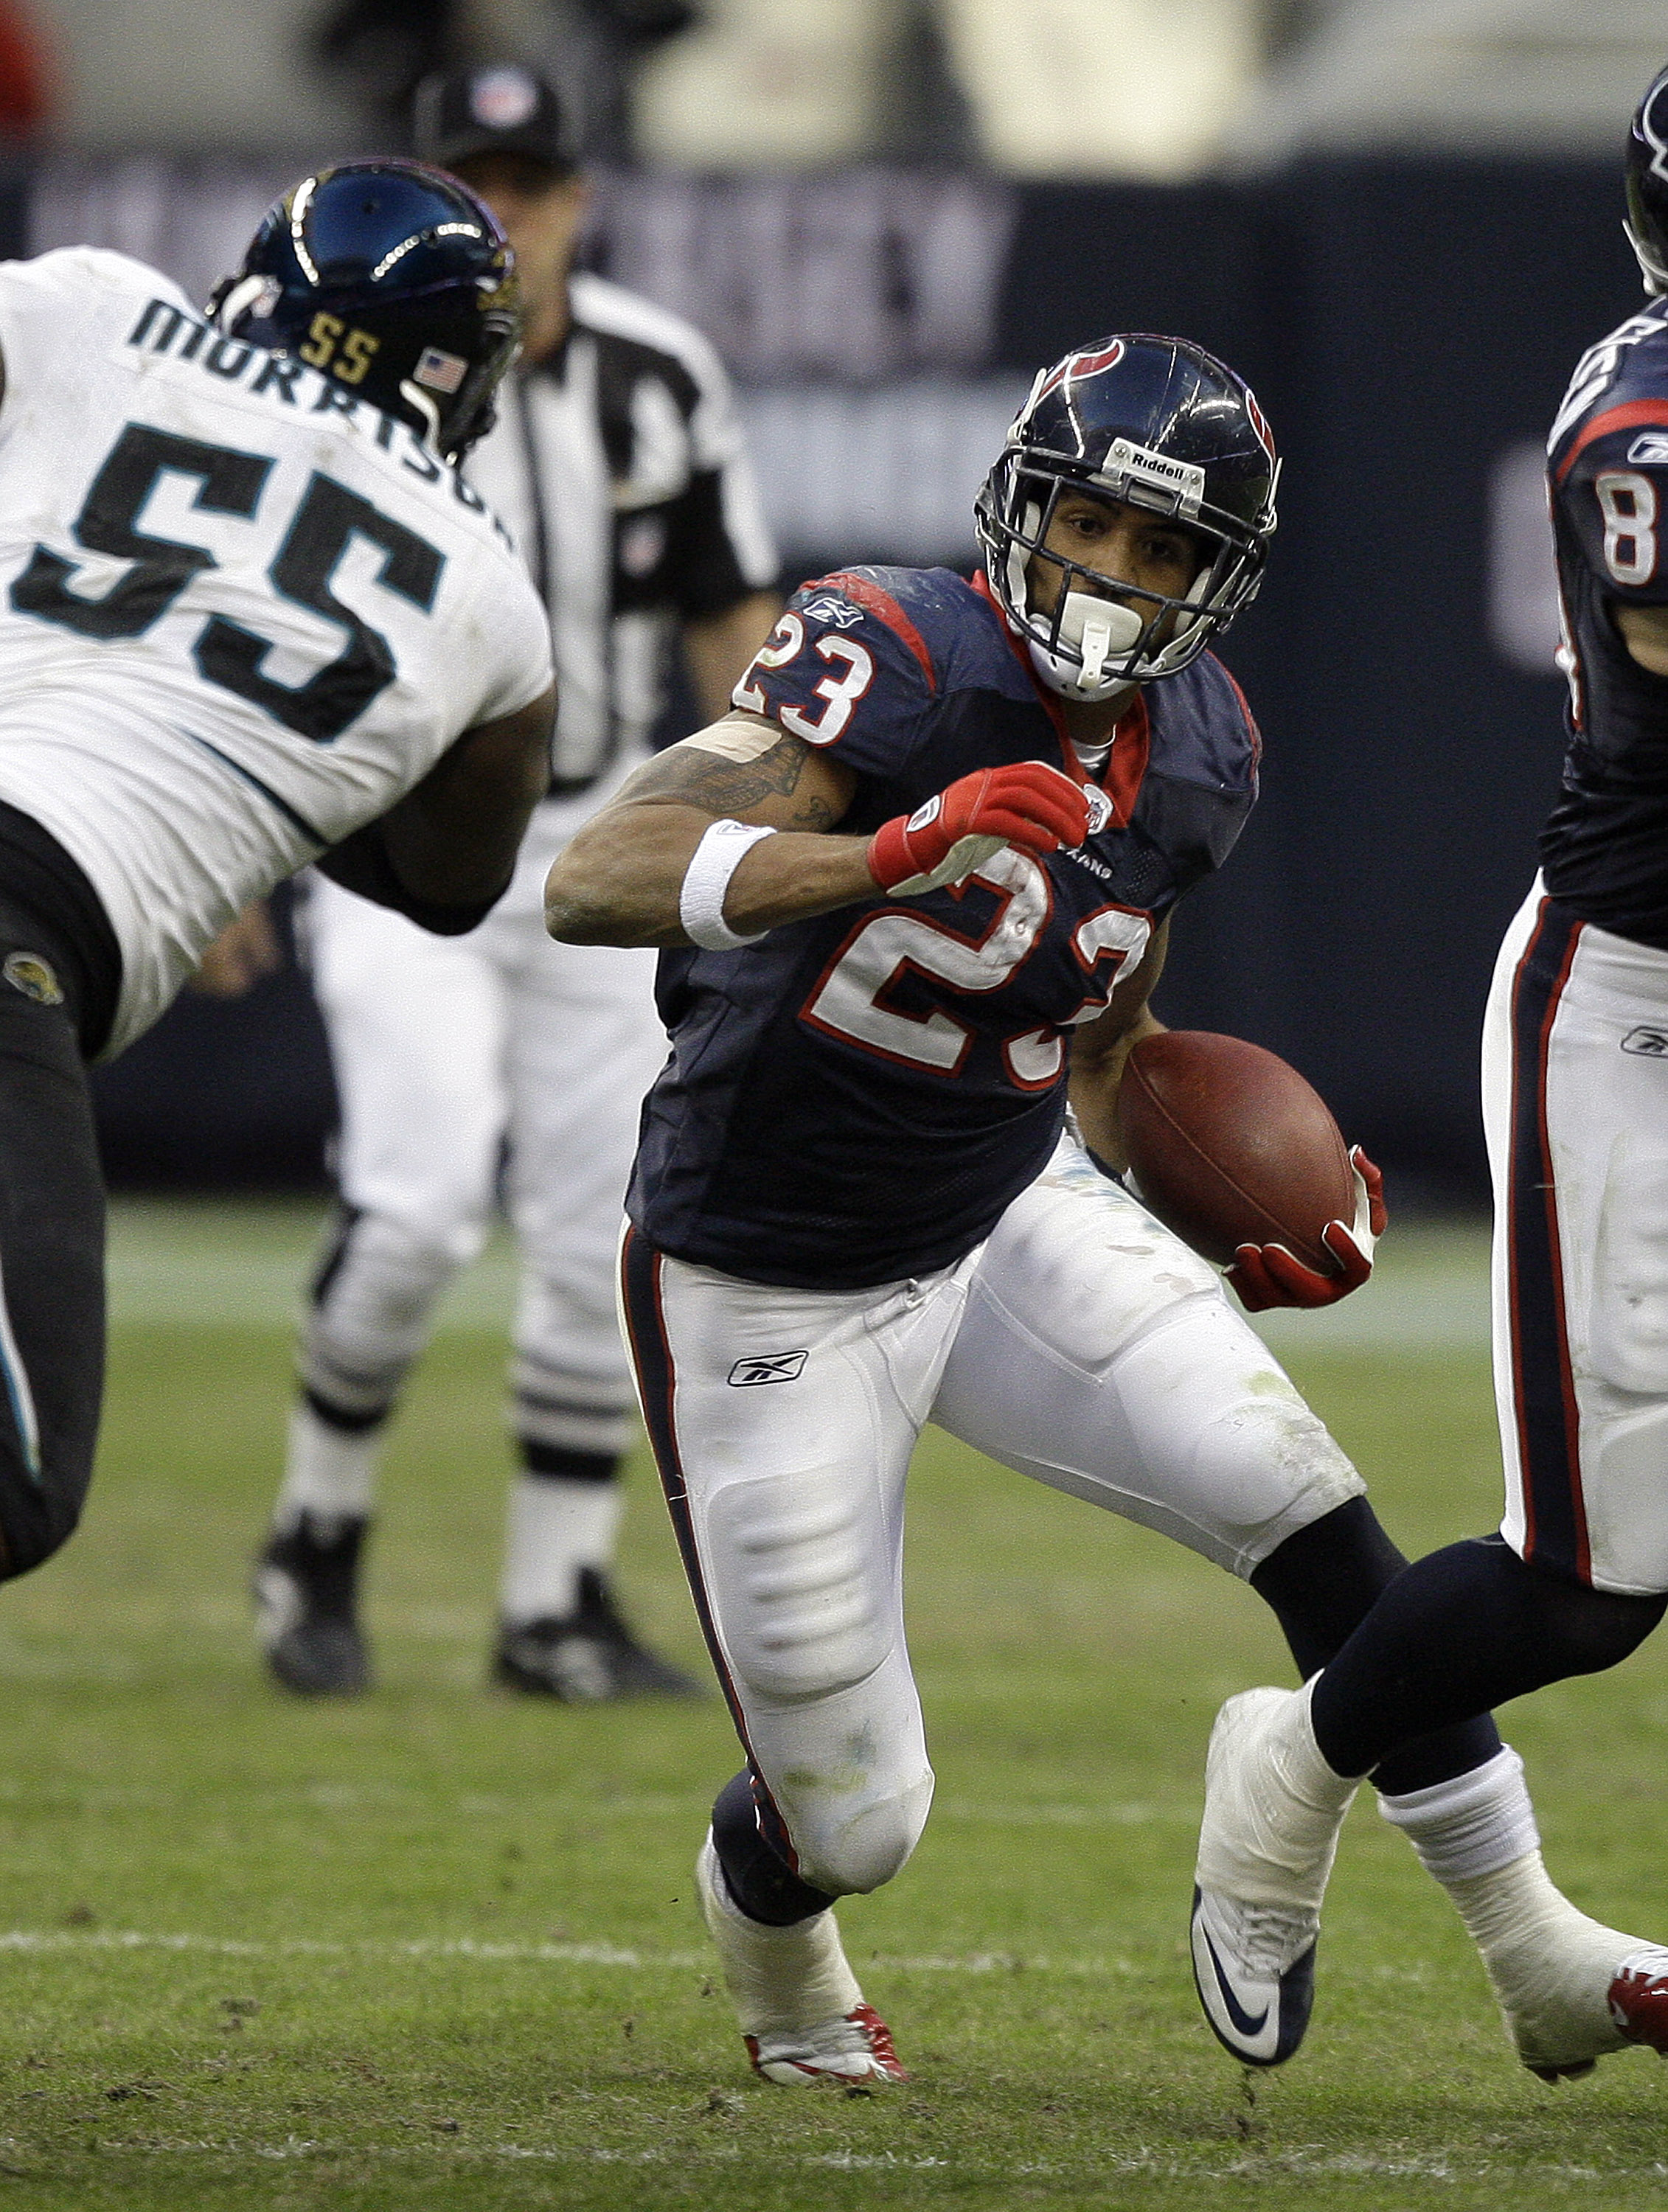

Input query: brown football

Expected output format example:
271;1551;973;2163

1116;1030;1354;1271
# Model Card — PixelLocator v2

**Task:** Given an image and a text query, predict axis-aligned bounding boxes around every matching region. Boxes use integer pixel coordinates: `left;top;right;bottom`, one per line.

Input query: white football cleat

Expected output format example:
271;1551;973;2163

1377;1744;1668;2079
745;2002;906;2087
1445;1853;1668;2080
1191;1683;1359;2067
695;1832;908;2087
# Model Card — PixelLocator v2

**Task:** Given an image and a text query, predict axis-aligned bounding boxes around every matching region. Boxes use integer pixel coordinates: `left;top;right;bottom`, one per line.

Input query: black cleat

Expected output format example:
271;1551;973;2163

492;1569;707;1701
253;1510;372;1695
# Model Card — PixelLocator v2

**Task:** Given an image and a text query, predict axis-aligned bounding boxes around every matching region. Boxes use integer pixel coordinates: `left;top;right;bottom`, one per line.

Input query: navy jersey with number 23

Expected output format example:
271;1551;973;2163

628;566;1261;1289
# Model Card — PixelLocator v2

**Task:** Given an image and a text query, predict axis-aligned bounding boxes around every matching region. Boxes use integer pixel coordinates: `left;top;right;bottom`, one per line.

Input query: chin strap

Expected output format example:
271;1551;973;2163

1026;595;1144;703
399;380;445;454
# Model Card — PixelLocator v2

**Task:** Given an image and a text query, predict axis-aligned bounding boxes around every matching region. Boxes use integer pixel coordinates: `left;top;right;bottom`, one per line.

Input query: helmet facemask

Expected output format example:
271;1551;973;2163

978;453;1268;700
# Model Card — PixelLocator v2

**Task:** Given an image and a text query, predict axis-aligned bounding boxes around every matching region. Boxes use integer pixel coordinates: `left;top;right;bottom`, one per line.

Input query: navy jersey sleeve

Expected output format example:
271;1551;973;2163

731;569;938;779
1551;369;1668;606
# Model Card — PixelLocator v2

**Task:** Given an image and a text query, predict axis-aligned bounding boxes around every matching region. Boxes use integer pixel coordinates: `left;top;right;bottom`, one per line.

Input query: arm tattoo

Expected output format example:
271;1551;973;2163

628;734;847;830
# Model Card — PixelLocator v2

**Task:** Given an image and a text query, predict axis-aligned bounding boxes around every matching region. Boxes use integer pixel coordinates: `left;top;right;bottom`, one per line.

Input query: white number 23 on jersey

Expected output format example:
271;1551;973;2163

803;848;1151;1088
735;612;875;743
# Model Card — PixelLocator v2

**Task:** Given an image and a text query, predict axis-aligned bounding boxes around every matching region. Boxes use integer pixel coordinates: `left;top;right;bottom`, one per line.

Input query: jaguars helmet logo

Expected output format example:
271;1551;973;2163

2;952;63;1006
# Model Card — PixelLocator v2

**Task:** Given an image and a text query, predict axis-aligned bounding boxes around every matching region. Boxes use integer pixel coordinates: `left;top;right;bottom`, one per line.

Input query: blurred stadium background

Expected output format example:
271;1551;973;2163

0;14;1665;2194
0;0;1655;1200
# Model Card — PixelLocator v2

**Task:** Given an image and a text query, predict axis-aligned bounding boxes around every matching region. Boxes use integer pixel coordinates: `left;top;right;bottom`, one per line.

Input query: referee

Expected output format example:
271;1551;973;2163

253;61;780;1698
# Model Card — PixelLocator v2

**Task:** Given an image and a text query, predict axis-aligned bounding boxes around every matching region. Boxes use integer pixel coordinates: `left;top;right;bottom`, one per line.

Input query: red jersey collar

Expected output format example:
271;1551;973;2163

970;568;1149;826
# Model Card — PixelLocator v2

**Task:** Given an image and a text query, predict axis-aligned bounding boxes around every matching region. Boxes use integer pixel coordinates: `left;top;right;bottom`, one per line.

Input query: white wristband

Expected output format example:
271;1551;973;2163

678;818;777;951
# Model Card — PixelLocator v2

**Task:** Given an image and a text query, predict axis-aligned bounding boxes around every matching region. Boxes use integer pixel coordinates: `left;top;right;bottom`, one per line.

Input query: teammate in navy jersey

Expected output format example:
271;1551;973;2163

1186;73;1668;2084
546;335;1571;2087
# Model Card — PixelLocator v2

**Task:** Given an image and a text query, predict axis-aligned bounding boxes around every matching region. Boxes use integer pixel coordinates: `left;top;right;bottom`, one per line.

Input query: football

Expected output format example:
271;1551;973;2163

1116;1030;1355;1271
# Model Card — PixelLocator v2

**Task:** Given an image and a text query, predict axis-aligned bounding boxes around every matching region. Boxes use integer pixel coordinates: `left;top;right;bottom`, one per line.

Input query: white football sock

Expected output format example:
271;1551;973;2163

697;1833;859;2035
272;1403;378;1531
498;1474;623;1625
1380;1745;1635;2067
1376;1746;1540;1885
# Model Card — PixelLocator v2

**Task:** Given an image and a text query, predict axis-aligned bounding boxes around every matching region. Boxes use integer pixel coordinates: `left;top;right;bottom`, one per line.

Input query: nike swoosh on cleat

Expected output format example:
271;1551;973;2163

1197;1921;1271;2039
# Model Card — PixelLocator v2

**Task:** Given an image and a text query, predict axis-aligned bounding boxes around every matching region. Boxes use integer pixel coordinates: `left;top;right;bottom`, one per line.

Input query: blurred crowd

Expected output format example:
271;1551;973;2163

4;1;1664;173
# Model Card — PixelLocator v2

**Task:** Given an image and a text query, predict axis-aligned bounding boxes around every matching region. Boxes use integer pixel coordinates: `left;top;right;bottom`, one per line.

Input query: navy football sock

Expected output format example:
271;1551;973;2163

710;1769;838;1927
1310;1534;1667;1779
1251;1498;1503;1794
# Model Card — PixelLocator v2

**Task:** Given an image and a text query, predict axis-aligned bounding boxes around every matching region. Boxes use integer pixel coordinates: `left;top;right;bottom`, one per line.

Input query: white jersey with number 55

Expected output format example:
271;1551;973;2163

0;246;552;1051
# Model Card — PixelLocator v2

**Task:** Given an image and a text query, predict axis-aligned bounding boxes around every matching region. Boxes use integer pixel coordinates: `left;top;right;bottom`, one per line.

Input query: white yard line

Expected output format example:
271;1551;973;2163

5;2129;1658;2185
0;1927;1145;1978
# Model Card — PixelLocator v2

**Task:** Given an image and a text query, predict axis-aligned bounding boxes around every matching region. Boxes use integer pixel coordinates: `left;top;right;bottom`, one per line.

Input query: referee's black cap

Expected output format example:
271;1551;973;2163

411;63;579;178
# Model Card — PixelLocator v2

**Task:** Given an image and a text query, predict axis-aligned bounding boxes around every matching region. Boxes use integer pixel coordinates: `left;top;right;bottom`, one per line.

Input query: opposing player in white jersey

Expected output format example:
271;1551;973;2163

1189;69;1668;2080
0;160;553;1587
251;63;778;1703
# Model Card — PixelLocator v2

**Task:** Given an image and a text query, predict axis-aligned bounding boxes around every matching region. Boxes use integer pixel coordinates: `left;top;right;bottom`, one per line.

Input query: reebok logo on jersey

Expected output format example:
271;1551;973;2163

2;953;62;1006
799;595;865;630
1622;1026;1668;1057
1628;433;1668;466
727;1350;809;1387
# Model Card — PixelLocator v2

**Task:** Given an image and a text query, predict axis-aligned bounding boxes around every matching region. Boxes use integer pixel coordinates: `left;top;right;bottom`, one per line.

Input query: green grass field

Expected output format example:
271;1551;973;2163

0;1203;1664;2209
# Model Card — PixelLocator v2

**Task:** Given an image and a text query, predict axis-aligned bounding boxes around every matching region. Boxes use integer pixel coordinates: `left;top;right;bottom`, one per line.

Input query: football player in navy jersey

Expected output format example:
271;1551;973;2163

1184;72;1668;2086
546;336;1578;2085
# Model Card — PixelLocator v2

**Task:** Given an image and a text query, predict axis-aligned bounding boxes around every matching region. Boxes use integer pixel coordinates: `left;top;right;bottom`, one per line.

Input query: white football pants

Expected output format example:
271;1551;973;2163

620;1136;1365;1898
300;804;667;1458
1484;877;1668;1593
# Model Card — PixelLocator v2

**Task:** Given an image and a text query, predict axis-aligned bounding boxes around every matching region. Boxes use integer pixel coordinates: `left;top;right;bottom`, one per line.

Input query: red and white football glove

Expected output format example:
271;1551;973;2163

1227;1147;1386;1312
867;762;1090;897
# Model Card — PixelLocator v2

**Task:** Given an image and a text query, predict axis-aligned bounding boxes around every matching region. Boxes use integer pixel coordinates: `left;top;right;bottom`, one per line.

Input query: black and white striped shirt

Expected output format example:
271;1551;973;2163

466;271;777;795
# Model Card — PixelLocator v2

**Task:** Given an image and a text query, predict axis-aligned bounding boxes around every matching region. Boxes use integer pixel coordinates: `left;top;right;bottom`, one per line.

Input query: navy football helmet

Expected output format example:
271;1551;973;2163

208;161;520;460
975;334;1279;700
1626;66;1668;294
